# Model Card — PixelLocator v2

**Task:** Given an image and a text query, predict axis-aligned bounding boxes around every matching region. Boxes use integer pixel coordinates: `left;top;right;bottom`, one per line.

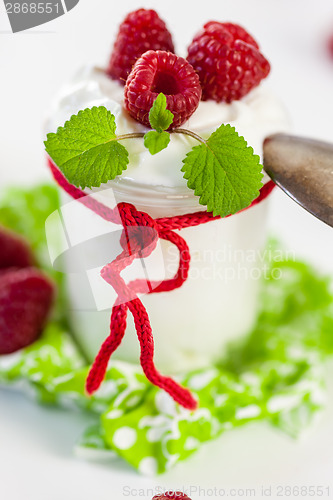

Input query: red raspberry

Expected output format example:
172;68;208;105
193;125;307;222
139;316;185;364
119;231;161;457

152;494;192;500
107;9;175;84
124;50;202;129
187;21;270;103
328;34;333;58
0;226;34;269
0;267;55;354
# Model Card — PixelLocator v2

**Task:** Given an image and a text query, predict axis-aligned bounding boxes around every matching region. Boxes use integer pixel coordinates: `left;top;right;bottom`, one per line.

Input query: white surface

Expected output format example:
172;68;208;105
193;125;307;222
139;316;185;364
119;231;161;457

0;0;333;498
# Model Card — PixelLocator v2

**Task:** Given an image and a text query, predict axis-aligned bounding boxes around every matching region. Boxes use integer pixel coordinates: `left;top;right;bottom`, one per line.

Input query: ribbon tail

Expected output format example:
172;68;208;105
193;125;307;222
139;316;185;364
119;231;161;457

86;302;128;394
128;298;198;411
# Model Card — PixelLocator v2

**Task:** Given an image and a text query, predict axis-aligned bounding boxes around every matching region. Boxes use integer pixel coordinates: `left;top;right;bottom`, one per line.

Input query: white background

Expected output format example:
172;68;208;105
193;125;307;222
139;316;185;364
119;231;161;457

0;1;333;499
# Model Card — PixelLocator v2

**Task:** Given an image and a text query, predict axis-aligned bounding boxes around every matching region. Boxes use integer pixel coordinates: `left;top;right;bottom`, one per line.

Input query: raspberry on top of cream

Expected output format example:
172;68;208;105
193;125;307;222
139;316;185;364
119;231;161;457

107;8;175;83
47;65;290;189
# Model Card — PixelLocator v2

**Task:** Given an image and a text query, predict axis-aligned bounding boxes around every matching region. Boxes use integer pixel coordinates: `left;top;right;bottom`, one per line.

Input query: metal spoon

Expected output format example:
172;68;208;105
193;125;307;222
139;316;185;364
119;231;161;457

263;133;333;228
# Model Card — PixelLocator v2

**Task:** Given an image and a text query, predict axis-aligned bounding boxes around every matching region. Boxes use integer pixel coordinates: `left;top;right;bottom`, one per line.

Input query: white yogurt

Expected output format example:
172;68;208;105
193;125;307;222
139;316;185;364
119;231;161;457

47;66;290;373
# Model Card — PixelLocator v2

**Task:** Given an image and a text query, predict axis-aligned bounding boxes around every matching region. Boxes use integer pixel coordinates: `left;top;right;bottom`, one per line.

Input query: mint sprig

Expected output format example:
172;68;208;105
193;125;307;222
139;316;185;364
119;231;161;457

45;107;128;189
181;125;263;217
45;94;264;217
143;93;173;155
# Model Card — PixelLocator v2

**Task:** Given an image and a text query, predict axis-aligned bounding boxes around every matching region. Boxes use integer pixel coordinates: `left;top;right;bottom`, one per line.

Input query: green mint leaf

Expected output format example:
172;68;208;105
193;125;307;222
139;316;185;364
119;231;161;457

144;130;170;155
181;124;263;217
44;106;129;189
148;93;174;132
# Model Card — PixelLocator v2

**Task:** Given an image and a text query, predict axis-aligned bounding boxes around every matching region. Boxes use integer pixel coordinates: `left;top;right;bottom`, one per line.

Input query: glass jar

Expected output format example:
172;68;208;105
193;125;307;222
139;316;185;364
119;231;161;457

60;176;270;373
